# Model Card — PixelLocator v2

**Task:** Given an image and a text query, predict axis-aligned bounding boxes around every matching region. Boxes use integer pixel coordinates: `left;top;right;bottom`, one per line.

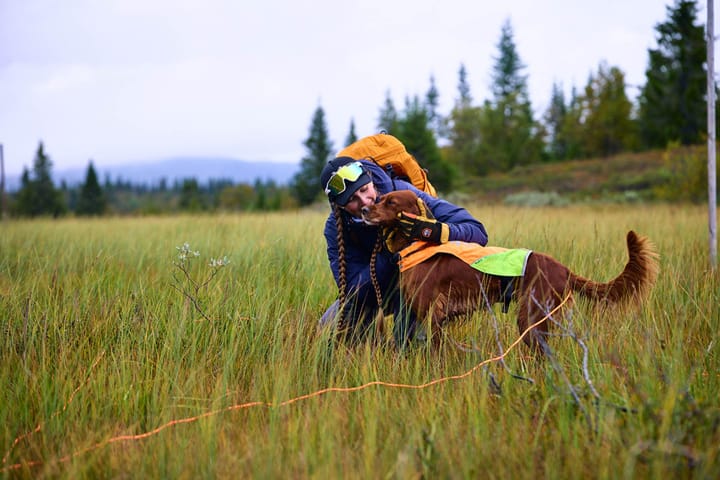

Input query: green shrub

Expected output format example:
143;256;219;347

503;190;569;207
655;143;719;202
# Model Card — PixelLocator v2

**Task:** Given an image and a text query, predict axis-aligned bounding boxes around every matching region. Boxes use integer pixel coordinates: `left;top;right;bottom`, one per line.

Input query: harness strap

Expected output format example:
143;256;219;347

499;276;515;313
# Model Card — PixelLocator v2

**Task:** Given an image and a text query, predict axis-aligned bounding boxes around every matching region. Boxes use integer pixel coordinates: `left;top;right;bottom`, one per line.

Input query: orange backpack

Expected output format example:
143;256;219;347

337;132;438;197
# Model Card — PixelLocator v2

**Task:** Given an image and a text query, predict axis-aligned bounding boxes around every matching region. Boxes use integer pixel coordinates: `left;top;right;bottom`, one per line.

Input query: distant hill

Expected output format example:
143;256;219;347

4;157;301;191
464;149;668;203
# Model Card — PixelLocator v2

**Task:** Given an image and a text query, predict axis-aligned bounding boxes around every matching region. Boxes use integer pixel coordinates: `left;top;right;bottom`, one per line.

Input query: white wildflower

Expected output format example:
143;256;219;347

209;255;230;268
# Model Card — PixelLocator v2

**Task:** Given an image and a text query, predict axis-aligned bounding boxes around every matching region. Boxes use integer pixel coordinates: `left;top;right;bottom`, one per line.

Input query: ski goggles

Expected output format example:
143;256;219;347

324;161;365;197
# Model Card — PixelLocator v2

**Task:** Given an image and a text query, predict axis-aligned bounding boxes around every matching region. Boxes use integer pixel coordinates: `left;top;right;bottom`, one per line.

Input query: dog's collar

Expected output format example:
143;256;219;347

397;240;433;258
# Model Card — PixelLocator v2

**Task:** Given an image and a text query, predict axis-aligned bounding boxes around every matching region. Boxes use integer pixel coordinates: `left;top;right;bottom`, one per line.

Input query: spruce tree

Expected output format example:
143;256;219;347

490;20;529;101
397;95;455;192
638;0;709;148
14;142;66;217
456;63;472;107
179;178;204;211
254;178;267;210
291;105;334;206
425;75;443;138
344;118;358;146
76;161;107;216
446;63;484;176
13;167;35;216
377;90;399;134
480;19;543;170
581;63;637;157
559;86;586;160
34;142;65;216
543;82;568;160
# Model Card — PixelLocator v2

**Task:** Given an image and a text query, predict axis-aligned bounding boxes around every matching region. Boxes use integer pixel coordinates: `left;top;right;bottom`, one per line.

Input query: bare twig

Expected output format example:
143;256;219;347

546;315;600;400
169;279;213;322
444;281;535;384
479;282;535;384
529;295;593;432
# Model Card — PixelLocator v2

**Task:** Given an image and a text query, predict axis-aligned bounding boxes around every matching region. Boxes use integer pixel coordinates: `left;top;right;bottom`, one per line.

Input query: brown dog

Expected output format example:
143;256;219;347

361;190;659;350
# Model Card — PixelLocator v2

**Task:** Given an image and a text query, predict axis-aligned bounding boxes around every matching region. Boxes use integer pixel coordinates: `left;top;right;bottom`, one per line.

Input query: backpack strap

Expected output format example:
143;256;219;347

366;155;398;191
383;163;398;191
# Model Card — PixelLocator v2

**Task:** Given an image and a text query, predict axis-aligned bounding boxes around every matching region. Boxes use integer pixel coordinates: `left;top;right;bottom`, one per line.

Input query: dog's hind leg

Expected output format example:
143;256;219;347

516;253;576;352
516;289;542;351
422;292;450;348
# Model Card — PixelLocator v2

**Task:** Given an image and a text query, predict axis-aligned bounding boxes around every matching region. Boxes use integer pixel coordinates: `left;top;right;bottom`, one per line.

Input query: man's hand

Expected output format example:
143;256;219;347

397;212;449;244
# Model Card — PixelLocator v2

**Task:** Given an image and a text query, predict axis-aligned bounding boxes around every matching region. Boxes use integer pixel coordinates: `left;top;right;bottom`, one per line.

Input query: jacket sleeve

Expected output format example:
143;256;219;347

409;185;489;246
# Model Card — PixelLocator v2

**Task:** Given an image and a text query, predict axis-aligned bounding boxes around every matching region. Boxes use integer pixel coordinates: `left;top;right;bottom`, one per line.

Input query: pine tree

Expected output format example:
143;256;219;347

397;95;455;192
638;0;709;148
291;105;334;206
377;90;399;134
34;142;65;216
480;19;543;170
543;82;568;160
425;75;443;138
254;178;267;210
13;167;35;216
491;20;528;101
581;63;638;157
559;86;586;160
76;161;107;216
446;63;484;176
14;142;66;217
456;63;472;108
179;178;205;211
344;118;358;146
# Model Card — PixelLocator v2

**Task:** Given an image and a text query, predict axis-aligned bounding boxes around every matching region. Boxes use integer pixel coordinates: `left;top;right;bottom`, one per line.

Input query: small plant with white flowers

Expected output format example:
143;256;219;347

208;256;230;268
172;242;230;321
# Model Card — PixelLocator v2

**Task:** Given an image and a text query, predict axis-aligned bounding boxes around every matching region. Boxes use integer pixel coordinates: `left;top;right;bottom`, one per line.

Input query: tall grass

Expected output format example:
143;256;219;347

1;204;718;478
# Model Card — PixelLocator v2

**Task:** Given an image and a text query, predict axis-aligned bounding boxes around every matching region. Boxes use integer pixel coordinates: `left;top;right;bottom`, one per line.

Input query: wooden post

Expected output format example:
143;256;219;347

708;0;717;268
0;143;5;220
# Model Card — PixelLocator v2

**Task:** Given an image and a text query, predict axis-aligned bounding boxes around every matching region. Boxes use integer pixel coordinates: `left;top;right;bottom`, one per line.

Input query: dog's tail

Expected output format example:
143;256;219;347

569;231;659;306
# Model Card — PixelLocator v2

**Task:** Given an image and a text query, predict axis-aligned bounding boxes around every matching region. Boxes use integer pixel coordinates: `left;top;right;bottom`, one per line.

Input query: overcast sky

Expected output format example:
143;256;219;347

0;0;713;176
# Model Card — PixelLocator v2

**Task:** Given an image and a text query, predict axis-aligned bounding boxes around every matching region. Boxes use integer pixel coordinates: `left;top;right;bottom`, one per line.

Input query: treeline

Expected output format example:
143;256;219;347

9;144;297;217
290;0;714;205
94;176;295;215
94;175;295;215
5;0;715;217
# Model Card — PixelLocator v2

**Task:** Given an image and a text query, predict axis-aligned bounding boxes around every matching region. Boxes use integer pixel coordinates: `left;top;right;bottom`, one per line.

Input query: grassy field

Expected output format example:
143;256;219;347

1;203;718;478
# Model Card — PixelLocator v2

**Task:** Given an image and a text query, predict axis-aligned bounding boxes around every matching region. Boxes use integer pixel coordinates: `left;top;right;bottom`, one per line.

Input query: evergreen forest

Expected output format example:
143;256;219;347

4;0;717;217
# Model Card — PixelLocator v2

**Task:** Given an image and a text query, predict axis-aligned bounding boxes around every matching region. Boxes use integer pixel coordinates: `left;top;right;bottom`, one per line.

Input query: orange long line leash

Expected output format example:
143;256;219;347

2;296;568;473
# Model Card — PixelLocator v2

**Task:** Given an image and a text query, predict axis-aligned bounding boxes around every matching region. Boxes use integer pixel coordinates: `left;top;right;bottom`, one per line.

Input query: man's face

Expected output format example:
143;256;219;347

341;182;377;218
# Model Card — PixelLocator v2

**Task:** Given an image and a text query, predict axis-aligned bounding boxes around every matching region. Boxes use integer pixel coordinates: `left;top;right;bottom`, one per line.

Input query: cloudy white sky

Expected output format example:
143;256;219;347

0;0;713;176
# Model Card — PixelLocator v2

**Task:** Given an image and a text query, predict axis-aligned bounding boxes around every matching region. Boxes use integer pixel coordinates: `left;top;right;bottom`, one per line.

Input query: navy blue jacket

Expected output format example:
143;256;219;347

323;160;489;303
